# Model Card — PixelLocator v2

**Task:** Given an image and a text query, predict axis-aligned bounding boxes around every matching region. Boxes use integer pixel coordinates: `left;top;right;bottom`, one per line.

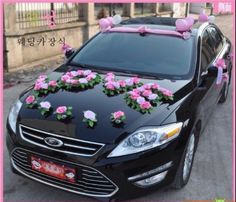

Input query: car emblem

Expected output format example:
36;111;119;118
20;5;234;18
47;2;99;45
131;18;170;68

44;137;64;148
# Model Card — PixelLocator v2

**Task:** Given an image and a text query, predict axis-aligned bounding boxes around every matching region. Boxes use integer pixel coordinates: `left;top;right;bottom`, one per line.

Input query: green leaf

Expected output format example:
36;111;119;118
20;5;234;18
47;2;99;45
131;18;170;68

88;121;94;127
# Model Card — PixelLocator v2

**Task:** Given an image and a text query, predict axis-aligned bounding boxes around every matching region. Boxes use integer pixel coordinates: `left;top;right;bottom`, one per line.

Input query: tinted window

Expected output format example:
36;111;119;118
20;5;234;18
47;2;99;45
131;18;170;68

208;26;223;54
201;31;215;71
71;32;194;79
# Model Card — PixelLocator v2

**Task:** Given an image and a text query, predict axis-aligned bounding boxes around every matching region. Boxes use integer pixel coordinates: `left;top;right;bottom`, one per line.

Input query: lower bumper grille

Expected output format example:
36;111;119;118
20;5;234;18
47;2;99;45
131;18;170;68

11;148;118;197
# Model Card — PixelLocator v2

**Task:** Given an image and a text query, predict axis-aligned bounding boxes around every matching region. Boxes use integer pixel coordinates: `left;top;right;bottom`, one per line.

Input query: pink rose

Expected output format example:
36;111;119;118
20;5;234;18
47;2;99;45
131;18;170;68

119;80;126;88
159;88;173;97
130;92;140;100
69;71;79;77
132;77;140;84
112;81;120;89
61;75;71;82
151;83;159;90
105;82;115;90
26;95;35;104
107;72;115;78
49;80;57;87
56;106;67;114
142;90;152;97
40;101;51;109
140;101;152;109
41;83;48;89
143;84;151;90
132;89;140;94
34;82;42;90
77;70;84;76
113;111;125;119
71;79;79;85
86;73;96;81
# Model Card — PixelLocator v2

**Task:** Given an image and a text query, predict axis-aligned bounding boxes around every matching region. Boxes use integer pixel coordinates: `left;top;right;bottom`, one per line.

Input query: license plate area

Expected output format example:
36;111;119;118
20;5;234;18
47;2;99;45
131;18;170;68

30;156;76;183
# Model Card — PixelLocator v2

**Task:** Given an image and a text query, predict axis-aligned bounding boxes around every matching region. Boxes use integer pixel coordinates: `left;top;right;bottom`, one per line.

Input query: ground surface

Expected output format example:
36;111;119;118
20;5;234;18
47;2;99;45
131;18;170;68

3;15;233;202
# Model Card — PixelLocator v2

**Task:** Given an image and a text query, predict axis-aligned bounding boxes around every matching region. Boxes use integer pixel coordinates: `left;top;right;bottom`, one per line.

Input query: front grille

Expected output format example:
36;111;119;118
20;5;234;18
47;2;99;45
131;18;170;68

11;148;119;197
19;124;104;156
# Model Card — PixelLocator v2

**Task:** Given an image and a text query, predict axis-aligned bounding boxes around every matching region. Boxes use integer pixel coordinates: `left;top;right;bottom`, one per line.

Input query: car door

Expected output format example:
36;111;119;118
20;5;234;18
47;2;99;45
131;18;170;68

197;28;221;123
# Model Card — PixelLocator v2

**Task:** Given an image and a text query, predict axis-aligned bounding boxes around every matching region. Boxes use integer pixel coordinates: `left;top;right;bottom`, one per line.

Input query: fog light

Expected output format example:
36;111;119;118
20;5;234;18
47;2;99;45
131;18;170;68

128;161;172;181
134;171;168;187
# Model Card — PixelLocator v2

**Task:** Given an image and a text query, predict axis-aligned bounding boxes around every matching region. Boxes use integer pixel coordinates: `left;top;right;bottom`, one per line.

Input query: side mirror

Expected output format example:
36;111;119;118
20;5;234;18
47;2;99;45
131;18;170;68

65;48;76;59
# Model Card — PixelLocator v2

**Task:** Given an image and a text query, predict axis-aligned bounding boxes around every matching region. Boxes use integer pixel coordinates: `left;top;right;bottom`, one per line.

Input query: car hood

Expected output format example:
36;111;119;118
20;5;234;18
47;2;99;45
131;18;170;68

18;68;193;144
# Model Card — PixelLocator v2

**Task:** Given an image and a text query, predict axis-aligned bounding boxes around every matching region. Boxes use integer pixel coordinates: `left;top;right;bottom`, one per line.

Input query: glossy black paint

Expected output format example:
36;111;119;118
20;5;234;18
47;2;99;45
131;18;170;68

6;21;232;201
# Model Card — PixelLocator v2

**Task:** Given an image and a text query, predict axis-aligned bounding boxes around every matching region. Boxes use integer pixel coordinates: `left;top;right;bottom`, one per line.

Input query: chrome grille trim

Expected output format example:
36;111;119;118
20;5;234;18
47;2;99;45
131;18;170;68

19;124;105;157
11;148;119;197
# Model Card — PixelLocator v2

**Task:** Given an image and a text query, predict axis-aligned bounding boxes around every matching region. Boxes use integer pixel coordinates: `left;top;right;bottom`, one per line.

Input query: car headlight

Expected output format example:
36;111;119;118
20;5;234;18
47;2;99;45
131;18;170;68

108;122;183;158
8;99;23;133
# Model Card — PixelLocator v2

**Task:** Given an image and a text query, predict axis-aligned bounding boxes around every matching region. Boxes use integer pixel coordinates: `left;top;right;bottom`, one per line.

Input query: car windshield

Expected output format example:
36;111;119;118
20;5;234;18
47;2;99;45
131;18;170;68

71;32;195;79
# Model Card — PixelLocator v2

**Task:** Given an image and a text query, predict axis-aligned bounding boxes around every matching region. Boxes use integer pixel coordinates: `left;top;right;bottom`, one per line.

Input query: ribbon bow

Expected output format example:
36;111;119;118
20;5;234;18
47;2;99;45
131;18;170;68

215;58;226;85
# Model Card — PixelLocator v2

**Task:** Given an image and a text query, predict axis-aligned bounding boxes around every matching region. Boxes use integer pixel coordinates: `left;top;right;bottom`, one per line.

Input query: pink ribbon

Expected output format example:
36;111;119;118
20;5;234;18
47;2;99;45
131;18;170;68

107;26;190;39
215;58;226;85
61;43;72;54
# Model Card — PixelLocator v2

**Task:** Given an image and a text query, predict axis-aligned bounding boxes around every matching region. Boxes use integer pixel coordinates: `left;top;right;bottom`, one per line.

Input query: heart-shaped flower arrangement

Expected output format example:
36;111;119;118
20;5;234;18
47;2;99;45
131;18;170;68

124;83;173;113
58;70;101;90
103;72;143;96
33;75;58;96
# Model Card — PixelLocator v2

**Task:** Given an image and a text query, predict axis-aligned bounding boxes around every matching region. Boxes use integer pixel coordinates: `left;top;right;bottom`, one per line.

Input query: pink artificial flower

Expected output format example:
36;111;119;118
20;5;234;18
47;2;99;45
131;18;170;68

105;82;115;90
132;89;140;94
84;110;96;121
132;77;140;84
61;75;71;82
56;106;67;114
40;101;51;109
113;111;125;119
140;101;152;109
119;80;126;88
49;80;57;87
142;84;151;90
142;90;152;97
151;83;159;90
71;79;79;85
26;95;35;104
107;72;115;78
130;92;140;100
159;88;173;97
34;82;42;90
86;73;96;81
38;75;47;81
137;86;145;92
137;96;146;104
77;70;84;76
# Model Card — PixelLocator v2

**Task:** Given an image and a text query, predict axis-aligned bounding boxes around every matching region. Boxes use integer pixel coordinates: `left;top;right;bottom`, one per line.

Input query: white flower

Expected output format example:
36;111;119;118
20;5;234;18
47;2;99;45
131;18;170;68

79;78;88;84
70;71;78;77
83;70;92;76
148;94;158;100
41;83;49;89
40;101;51;109
137;97;145;104
84;110;96;121
125;78;134;86
112;81;120;89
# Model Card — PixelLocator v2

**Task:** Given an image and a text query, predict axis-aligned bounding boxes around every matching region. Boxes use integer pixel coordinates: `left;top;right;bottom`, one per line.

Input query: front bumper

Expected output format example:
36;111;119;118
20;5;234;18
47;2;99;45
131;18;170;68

6;125;185;200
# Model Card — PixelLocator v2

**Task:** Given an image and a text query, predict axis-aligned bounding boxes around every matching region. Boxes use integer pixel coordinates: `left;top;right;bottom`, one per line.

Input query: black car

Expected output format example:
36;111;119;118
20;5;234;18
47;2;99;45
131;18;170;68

6;17;232;201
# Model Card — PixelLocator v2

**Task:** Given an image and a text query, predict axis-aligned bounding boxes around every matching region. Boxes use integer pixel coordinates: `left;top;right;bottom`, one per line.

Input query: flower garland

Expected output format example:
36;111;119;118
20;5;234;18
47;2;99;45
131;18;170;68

33;75;58;96
58;70;101;90
103;72;143;95
124;83;173;113
25;71;174;125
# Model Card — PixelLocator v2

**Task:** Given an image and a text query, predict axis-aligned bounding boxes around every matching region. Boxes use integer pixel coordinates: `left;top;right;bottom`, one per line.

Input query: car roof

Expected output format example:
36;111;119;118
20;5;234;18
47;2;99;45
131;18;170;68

120;17;208;37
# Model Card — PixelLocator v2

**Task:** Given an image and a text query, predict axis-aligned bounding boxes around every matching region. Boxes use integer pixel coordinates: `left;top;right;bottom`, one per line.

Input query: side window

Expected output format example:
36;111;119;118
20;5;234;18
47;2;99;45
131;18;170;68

208;26;223;54
201;31;215;72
